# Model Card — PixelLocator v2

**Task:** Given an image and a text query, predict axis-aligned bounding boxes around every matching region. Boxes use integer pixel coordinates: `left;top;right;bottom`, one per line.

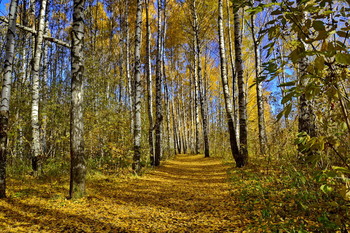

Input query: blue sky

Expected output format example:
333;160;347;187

0;0;9;16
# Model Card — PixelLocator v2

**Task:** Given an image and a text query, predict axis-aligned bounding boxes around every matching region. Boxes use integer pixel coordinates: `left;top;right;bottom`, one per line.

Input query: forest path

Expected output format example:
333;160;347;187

0;154;243;232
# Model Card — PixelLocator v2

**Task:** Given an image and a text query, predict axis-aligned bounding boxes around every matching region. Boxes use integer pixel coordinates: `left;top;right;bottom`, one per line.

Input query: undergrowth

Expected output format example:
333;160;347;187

228;157;350;232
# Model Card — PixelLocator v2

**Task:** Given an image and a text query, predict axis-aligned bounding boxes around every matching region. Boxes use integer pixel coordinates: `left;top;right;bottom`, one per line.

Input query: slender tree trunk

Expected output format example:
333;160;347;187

198;54;209;158
125;1;133;134
234;4;248;166
161;4;170;157
164;83;171;157
31;0;48;174
297;0;317;144
202;46;211;157
145;0;155;163
218;0;241;167
191;3;200;155
0;0;18;198
41;15;49;158
250;12;267;155
226;0;239;142
69;0;86;199
192;0;209;157
171;101;179;154
132;0;142;173
154;0;164;166
193;41;200;155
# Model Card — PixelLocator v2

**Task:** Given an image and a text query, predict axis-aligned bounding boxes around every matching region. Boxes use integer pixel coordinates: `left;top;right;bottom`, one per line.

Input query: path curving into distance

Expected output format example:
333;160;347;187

0;154;244;232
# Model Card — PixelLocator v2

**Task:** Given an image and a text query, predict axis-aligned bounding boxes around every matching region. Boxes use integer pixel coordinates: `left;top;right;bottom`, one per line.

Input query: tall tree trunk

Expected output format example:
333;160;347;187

145;0;155;163
218;0;241;167
202;46;211;157
161;4;170;158
125;1;133;134
154;0;164;166
192;0;209;157
69;0;86;199
197;53;209;158
132;0;142;173
225;0;239;142
250;12;267;155
172;101;179;154
233;4;248;166
297;0;317;145
31;0;48;174
191;3;200;155
41;14;49;158
0;0;18;198
164;83;171;157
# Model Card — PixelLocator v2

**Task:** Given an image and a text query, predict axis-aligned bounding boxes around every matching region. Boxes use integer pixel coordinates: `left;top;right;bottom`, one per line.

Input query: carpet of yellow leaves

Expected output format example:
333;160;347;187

0;155;247;232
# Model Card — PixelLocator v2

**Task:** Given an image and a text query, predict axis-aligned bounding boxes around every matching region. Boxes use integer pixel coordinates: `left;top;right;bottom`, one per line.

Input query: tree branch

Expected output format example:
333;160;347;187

0;16;71;48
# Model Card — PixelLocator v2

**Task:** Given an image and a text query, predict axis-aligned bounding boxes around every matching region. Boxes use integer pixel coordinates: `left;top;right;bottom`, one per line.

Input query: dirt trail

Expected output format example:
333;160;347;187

0;155;243;232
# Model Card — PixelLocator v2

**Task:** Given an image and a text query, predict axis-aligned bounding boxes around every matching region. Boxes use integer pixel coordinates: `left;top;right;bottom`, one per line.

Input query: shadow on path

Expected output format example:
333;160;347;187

0;154;243;232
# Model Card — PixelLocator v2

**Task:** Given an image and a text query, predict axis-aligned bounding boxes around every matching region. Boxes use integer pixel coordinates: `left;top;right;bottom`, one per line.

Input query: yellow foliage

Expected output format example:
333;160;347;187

0;155;247;232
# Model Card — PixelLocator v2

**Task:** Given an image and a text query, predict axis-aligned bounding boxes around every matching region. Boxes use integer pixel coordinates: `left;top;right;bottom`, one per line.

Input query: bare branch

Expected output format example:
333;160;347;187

0;16;71;48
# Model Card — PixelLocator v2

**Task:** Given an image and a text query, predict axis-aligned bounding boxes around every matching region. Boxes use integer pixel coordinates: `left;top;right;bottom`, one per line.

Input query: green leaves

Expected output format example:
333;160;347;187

279;81;296;87
335;53;350;65
312;20;325;31
320;184;333;194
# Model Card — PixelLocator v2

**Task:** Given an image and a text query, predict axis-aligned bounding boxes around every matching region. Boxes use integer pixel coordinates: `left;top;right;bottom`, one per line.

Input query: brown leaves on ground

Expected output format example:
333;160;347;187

0;155;246;232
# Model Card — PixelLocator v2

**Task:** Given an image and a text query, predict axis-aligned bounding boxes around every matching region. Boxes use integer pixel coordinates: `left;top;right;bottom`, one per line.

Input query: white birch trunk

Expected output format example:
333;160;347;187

234;5;248;166
218;0;242;167
154;0;164;166
0;0;18;198
30;0;47;173
132;0;142;173
145;0;155;163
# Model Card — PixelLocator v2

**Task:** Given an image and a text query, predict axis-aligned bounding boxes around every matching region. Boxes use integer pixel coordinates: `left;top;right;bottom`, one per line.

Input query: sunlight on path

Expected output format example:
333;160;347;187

0;155;244;232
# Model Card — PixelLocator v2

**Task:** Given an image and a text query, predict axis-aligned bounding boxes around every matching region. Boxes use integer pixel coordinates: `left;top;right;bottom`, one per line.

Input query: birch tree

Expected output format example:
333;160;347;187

296;0;317;144
0;0;18;198
233;3;248;165
154;0;165;166
191;0;209;157
69;0;86;199
132;0;143;173
124;1;133;134
30;0;48;174
145;0;155;163
192;2;200;155
225;0;239;142
218;0;242;167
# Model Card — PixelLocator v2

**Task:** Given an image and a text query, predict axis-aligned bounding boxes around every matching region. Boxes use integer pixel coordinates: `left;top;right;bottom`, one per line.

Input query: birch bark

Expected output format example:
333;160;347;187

31;0;48;173
0;0;18;198
145;0;155;162
218;0;241;166
69;0;86;199
132;0;143;173
234;4;248;166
